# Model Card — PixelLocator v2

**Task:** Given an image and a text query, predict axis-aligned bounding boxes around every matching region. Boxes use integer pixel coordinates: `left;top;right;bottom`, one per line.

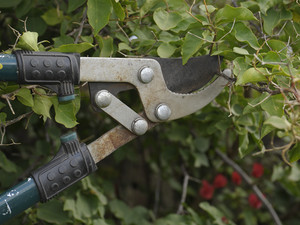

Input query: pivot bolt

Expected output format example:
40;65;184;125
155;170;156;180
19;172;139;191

95;90;112;108
155;104;171;121
138;67;154;84
131;118;148;135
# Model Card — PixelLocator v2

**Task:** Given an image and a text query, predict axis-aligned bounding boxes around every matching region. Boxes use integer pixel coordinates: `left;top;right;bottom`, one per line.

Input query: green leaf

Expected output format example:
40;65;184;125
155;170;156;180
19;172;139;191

264;116;291;130
236;68;268;85
0;112;6;124
118;43;132;51
99;36;114;57
261;94;284;117
111;0;125;21
37;199;71;224
182;30;203;65
199;202;235;225
0;0;21;8
157;42;176;58
32;90;52;122
233;47;249;55
75;192;100;220
239;132;250;158
233;57;250;77
234;22;260;50
0;151;17;173
16;32;39;51
50;42;94;53
242;210;257;225
16;88;34;107
215;4;257;24
140;0;160;17
262;7;293;35
68;0;86;13
199;4;216;14
261;124;274;139
87;0;112;35
52;98;78;128
41;8;64;26
289;143;300;163
153;8;182;30
16;0;33;18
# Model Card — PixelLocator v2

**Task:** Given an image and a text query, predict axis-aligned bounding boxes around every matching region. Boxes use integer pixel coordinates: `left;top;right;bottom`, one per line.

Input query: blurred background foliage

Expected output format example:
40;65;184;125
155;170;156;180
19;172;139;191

0;0;300;224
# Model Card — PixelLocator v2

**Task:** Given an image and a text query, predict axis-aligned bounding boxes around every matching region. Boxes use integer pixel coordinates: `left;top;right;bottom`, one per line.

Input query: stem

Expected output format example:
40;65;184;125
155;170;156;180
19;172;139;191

177;167;189;214
216;149;283;225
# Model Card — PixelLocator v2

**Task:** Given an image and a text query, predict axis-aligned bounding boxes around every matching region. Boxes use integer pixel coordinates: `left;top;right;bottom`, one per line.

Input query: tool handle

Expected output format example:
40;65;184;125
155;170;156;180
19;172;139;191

0;54;18;81
0;51;80;102
0;178;40;224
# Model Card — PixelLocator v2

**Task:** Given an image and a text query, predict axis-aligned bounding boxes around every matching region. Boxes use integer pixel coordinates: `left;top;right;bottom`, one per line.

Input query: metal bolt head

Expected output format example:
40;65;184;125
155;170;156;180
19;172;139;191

95;90;112;108
139;67;154;84
223;68;232;77
155;104;171;121
132;118;148;135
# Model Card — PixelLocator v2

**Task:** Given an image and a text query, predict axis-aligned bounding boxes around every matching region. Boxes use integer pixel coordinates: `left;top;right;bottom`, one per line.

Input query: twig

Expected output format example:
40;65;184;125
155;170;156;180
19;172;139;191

177;166;189;214
4;111;33;127
216;149;283;225
75;8;87;43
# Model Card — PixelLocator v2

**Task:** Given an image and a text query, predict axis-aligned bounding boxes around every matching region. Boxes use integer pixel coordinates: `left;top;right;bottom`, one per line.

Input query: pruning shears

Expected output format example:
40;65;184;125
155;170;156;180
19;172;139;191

0;51;228;224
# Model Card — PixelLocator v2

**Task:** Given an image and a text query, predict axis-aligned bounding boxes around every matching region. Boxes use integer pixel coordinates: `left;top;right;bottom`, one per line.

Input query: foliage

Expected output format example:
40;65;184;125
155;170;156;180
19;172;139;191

0;0;300;224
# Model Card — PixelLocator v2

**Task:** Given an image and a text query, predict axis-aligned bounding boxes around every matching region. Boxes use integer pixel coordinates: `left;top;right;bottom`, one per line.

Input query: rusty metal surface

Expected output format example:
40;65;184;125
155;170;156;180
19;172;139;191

87;114;156;163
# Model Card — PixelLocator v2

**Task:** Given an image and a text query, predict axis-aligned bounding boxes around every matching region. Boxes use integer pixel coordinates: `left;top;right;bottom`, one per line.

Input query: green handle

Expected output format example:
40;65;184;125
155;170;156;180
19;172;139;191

0;54;18;81
0;177;40;224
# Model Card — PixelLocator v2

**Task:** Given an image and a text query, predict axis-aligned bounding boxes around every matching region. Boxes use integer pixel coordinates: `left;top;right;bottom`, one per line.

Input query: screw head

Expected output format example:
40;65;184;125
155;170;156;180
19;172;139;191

139;67;154;84
132;118;148;135
95;90;112;108
155;104;171;121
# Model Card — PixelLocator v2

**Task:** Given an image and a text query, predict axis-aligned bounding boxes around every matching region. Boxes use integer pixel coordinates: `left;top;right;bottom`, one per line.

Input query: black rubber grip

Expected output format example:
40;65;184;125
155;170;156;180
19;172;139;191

31;135;97;202
14;50;80;101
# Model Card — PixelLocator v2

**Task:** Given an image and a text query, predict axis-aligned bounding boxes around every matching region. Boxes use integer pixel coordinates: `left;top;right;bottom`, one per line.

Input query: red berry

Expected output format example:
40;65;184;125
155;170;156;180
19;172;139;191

248;193;262;209
213;174;228;188
251;163;264;178
222;216;229;224
199;180;214;200
231;171;242;185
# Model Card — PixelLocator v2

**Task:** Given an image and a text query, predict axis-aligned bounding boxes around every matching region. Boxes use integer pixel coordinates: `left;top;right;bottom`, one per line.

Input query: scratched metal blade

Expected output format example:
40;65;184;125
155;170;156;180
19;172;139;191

154;55;221;94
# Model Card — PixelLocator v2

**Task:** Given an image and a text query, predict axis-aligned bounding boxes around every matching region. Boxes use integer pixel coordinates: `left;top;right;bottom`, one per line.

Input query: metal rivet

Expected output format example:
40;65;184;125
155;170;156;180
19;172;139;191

32;70;40;78
138;67;154;84
30;59;38;67
155;104;171;121
95;90;112;108
131;118;148;135
43;60;51;67
58;70;66;79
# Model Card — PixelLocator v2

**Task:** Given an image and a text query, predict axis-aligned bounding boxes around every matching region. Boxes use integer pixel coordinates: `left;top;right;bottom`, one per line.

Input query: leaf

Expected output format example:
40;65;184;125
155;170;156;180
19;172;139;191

289;144;300;163
236;68;268;85
264;116;291;130
261;124;274;139
199;202;235;225
111;0;125;21
215;4;257;24
0;112;6;124
32;89;52;122
16;32;39;51
182;30;203;65
0;151;17;173
157;42;176;58
140;0;160;17
261;94;284;117
239;132;250;158
41;8;64;26
87;0;112;35
233;47;249;55
262;7;293;35
199;4;216;14
75;192;100;220
68;0;86;13
52;98;78;128
99;36;114;57
233;57;250;77
118;43;132;51
16;88;34;107
50;42;94;53
234;22;260;50
37;199;71;224
0;0;21;8
153;8;182;30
